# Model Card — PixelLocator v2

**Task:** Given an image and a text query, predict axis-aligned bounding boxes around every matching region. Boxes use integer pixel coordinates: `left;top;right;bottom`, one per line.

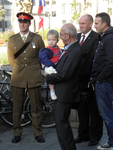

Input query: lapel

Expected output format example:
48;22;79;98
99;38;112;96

16;33;24;44
77;33;81;42
56;41;78;66
80;31;94;47
26;31;33;42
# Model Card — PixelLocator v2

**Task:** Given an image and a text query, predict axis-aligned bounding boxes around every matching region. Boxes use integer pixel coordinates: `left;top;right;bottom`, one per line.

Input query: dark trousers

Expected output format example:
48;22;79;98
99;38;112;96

77;88;103;141
95;82;113;146
11;86;43;137
54;101;76;150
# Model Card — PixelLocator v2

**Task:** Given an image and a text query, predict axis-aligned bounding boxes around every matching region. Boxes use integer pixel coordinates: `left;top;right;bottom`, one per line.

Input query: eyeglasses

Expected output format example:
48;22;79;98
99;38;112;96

60;33;67;36
18;19;29;23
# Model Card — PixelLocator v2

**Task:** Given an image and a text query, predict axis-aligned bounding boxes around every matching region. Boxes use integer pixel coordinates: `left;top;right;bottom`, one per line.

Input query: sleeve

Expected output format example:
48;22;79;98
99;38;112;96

97;36;113;82
7;37;15;67
39;48;54;67
46;47;82;84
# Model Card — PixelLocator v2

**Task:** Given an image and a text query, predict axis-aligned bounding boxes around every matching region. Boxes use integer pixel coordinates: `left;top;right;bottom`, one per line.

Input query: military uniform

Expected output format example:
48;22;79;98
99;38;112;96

7;12;45;140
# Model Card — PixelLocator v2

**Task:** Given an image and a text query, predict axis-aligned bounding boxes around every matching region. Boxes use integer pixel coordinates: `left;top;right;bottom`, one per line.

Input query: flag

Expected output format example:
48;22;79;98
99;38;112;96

38;0;46;13
38;0;46;30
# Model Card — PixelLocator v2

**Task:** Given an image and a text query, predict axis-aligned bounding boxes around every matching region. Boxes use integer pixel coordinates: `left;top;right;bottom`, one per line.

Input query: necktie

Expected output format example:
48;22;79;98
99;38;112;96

80;35;85;45
22;36;26;43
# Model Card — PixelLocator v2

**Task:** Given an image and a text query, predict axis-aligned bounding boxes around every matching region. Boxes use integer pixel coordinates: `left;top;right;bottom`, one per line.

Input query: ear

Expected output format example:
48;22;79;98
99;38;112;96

66;33;70;39
90;22;93;28
103;22;107;27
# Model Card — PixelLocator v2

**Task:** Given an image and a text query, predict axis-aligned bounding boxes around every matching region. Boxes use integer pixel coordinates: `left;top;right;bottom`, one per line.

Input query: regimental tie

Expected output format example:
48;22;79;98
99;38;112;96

80;34;85;45
22;35;26;43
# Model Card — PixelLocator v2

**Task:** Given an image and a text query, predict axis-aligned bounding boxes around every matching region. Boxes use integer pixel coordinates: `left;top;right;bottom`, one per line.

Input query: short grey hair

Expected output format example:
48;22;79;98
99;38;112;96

65;24;77;38
47;29;59;39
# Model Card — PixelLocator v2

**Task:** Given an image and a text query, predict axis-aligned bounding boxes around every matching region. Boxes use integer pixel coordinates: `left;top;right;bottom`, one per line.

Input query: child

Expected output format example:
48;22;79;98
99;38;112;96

39;29;62;100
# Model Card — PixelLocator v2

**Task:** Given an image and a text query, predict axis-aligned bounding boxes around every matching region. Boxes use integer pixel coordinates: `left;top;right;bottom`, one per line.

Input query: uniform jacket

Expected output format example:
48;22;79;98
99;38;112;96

46;41;82;103
91;27;113;84
7;31;45;88
77;30;99;88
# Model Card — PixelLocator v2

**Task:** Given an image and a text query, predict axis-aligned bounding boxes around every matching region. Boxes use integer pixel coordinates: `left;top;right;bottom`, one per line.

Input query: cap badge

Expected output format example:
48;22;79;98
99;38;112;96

21;14;24;18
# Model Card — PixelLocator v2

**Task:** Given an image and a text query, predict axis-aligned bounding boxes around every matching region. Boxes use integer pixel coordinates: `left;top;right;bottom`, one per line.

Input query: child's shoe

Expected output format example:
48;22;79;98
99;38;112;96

50;90;57;100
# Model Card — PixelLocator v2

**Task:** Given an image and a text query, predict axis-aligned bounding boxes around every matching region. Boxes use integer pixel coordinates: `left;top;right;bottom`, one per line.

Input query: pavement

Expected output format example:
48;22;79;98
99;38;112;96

0;123;108;150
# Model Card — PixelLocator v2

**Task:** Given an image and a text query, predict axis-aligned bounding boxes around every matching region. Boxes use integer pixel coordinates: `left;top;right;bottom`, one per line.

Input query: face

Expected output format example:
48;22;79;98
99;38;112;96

60;27;68;45
79;16;93;34
47;35;58;47
94;17;104;33
19;20;31;34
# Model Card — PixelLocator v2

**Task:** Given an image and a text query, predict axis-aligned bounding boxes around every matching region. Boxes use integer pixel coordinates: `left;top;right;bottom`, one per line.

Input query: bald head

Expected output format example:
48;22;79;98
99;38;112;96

61;23;77;38
60;23;77;45
81;14;93;23
79;14;93;34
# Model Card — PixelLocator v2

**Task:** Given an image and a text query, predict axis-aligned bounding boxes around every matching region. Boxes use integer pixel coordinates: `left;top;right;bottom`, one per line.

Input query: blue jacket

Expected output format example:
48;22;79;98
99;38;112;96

39;48;54;67
91;27;113;84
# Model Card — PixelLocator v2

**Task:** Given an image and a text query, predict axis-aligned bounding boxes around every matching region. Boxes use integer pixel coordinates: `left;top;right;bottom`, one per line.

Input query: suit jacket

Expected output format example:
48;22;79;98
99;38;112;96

77;30;99;88
7;31;45;88
46;41;82;103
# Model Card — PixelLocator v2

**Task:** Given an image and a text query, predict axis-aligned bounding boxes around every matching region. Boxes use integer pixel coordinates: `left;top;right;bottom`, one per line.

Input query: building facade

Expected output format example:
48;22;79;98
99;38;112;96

0;0;113;33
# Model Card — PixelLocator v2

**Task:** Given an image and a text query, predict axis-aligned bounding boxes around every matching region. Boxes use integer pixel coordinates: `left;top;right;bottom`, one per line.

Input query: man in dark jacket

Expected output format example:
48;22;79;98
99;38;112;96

90;12;113;150
75;14;103;146
44;23;82;150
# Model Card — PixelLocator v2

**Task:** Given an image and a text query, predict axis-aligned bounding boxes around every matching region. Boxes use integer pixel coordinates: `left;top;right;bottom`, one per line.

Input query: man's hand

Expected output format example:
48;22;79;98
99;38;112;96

92;84;95;90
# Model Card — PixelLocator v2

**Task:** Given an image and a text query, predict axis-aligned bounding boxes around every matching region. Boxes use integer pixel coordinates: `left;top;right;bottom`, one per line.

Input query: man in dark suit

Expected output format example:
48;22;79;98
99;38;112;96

44;23;82;150
7;12;45;143
74;14;103;146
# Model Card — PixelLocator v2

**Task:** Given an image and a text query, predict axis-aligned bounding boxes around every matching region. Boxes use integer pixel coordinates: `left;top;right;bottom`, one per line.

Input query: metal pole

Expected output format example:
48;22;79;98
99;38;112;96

2;0;5;32
48;14;50;30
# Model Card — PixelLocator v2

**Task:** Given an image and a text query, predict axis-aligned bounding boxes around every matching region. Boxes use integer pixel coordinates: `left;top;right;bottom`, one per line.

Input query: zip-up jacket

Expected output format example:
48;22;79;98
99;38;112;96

91;27;113;84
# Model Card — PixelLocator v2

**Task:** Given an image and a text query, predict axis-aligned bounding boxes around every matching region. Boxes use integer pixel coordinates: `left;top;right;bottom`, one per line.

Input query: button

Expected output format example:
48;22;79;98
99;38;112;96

24;51;26;53
24;58;26;60
25;64;27;66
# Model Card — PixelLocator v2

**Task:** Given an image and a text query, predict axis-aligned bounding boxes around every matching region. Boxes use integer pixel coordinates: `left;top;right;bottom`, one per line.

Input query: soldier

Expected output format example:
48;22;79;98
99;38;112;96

7;12;45;143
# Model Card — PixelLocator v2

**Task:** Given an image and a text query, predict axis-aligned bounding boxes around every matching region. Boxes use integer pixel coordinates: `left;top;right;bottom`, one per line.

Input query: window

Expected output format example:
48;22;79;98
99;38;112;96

78;3;82;13
5;21;11;28
86;2;92;8
62;20;66;25
45;11;49;17
52;11;56;17
45;1;49;5
52;0;56;5
108;7;112;15
62;4;66;14
4;0;12;5
69;3;73;14
5;9;11;16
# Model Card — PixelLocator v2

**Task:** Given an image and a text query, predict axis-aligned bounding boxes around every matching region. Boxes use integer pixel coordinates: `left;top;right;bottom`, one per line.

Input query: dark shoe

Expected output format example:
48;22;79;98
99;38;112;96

88;139;98;146
12;136;21;143
35;136;45;143
75;136;90;143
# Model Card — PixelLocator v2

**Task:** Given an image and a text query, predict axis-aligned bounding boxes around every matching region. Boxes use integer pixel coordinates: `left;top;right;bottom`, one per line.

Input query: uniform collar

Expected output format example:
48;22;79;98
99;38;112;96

20;31;30;39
